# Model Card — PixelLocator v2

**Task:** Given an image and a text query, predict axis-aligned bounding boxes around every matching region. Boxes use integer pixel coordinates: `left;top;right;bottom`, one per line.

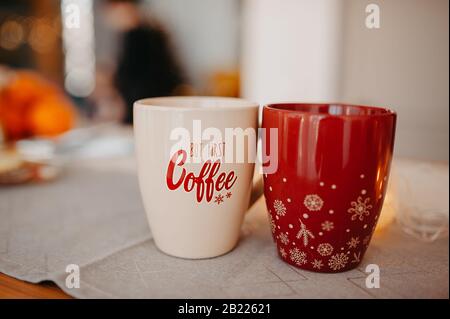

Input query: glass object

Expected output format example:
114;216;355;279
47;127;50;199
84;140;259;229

396;159;449;242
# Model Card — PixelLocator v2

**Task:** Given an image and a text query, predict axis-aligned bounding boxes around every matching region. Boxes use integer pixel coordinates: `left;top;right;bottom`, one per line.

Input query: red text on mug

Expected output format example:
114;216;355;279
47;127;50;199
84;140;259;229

166;149;237;204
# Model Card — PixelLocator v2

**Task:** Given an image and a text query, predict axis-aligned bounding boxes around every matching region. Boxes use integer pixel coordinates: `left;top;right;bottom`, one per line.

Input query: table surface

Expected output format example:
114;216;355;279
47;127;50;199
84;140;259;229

0;273;70;299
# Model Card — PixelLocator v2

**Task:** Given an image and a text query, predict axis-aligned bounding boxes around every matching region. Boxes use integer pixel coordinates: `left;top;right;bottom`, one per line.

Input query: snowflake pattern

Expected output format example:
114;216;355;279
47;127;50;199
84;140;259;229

214;194;224;205
348;196;372;221
317;243;334;256
311;259;324;270
296;218;315;246
303;194;324;211
351;252;361;264
321;220;334;232
266;178;374;271
273;199;287;216
328;253;349;271
346;237;360;249
278;232;290;245
226;192;232;198
289;248;307;265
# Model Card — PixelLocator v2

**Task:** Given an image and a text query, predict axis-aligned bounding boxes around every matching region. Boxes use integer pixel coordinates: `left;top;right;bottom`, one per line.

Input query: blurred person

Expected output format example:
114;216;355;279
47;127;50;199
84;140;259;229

103;0;185;124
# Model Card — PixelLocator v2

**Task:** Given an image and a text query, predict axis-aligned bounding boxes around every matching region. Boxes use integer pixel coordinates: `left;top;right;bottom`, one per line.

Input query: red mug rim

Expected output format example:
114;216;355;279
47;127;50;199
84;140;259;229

264;102;396;118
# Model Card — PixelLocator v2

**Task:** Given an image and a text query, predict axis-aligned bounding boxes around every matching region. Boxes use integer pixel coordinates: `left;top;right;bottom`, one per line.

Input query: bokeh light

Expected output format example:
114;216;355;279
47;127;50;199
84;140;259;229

0;19;25;51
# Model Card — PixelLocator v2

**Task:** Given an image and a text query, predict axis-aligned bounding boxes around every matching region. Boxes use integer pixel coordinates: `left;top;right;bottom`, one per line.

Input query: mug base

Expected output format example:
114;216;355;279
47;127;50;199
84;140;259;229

153;237;240;260
279;251;363;273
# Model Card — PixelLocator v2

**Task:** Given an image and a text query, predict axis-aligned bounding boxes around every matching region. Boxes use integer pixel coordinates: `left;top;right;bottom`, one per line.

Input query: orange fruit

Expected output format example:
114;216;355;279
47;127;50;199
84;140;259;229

27;97;75;137
0;71;76;140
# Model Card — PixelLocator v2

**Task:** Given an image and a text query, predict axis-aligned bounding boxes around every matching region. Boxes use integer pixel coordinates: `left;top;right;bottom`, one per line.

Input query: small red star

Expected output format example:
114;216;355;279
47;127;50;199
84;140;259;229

214;194;224;205
226;192;232;198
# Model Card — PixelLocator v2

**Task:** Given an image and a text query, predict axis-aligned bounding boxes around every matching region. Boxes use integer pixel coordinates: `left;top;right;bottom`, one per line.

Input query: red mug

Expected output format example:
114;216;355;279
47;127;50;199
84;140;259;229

262;103;396;272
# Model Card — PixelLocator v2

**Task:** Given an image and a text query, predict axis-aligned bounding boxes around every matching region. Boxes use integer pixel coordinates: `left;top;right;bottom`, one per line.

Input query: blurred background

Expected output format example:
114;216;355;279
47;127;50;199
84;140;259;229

0;0;448;160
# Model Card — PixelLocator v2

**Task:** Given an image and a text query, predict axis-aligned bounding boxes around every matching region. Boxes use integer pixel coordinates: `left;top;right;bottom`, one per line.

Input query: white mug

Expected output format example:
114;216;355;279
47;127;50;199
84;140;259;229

134;97;259;259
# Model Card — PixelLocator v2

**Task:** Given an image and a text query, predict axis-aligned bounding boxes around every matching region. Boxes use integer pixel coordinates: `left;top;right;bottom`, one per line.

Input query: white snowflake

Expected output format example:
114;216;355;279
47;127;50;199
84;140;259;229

351;251;361;264
303;194;324;211
317;243;334;256
311;259;324;270
289;248;307;266
328;253;349;271
279;247;287;258
278;232;290;245
346;237;360;249
273;199;287;216
321;220;334;232
348;196;372;221
296;218;315;246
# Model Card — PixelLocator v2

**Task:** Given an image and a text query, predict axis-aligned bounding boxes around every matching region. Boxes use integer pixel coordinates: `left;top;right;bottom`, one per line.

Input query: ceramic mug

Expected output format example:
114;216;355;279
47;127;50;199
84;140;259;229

262;103;396;272
134;97;259;259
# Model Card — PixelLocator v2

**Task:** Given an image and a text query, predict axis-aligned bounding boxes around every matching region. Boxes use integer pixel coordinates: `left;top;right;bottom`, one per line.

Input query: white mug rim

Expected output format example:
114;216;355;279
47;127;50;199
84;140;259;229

134;96;259;112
